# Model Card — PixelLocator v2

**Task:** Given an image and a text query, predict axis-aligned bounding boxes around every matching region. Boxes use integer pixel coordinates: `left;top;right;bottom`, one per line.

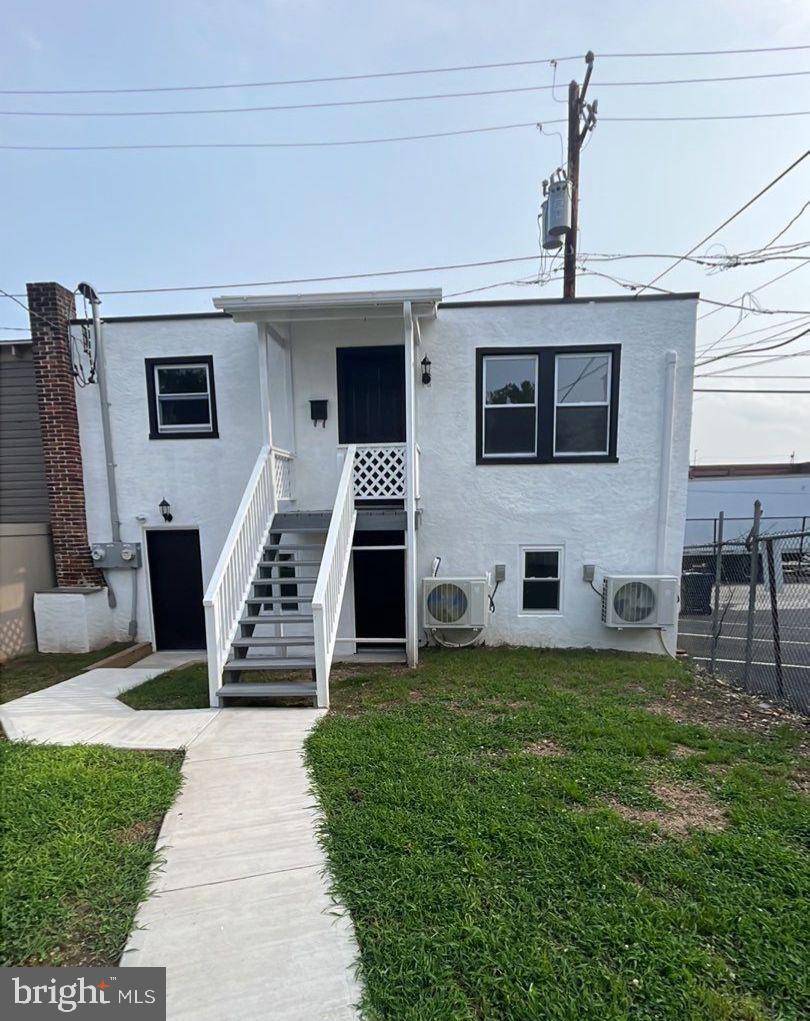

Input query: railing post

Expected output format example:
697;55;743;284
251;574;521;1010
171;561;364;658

710;511;724;675
743;500;762;690
764;539;784;699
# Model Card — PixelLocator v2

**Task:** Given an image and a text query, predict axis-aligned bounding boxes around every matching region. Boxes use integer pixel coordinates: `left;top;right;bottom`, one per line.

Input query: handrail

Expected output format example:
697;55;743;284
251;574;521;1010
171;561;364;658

311;445;357;707
203;444;289;706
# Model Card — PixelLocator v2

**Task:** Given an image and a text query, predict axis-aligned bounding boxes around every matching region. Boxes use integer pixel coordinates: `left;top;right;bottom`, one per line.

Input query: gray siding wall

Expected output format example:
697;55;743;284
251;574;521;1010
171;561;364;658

0;343;50;524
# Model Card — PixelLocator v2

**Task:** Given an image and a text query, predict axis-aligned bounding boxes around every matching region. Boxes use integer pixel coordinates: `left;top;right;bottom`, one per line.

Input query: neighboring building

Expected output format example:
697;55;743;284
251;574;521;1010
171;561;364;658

0;338;55;660
686;462;810;544
26;282;697;705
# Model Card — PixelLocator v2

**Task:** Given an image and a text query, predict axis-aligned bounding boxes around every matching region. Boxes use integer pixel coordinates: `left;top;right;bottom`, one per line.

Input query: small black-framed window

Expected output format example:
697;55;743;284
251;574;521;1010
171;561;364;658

521;546;562;613
145;355;218;440
476;345;620;464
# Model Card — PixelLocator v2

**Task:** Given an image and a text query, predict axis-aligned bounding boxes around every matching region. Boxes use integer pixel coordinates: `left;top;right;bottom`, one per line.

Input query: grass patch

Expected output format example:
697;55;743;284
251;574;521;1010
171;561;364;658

119;663;209;710
306;647;809;1020
0;644;133;704
0;742;182;966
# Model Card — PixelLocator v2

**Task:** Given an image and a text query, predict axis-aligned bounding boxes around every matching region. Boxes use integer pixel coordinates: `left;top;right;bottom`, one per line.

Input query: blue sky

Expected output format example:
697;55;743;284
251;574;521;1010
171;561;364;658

2;0;809;465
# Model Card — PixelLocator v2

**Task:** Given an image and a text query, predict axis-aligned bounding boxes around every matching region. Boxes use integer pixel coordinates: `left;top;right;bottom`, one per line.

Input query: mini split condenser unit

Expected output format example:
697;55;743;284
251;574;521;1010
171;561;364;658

601;575;678;629
422;578;489;629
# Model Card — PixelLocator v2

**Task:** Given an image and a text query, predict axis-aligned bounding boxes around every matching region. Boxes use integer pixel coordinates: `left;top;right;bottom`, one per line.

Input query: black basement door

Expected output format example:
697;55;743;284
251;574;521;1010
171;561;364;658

147;529;206;650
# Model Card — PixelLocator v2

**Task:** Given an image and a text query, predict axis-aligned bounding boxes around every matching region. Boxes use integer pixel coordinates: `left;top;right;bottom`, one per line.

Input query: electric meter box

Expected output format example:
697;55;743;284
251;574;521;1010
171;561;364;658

547;179;572;236
89;542;142;569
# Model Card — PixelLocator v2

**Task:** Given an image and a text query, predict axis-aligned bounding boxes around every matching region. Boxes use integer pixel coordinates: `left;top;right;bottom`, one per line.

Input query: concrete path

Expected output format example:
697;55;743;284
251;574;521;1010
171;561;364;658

0;657;361;1021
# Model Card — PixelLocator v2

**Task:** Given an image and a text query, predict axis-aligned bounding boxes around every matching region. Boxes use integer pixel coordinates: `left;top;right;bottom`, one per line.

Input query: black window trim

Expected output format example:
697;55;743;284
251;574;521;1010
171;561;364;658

475;344;620;465
145;355;219;440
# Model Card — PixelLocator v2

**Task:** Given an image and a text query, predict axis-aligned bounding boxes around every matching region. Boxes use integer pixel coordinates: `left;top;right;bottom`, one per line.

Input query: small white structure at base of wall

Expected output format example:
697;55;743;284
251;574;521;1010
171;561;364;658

34;587;115;653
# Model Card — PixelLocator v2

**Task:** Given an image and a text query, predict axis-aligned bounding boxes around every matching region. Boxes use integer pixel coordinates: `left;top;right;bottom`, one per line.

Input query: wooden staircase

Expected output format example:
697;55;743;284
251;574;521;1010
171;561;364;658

217;511;331;705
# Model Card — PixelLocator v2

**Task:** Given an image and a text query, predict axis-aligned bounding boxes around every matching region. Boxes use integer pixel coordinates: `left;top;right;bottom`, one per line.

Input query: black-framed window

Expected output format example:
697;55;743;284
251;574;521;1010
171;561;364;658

145;356;218;440
521;547;563;613
476;345;620;464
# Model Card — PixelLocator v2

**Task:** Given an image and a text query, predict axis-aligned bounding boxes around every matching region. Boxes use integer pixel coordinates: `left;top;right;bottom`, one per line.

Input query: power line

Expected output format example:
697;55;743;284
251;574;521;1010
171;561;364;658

696;350;810;374
696;326;810;366
3;71;808;118
2;110;807;153
5;45;809;95
696;316;810;357
759;201;809;250
638;150;810;293
697;261;810;332
693;374;810;379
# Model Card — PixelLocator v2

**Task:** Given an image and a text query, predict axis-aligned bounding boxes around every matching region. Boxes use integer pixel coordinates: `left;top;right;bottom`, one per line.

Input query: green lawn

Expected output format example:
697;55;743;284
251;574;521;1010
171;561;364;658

0;644;133;704
119;663;209;710
306;647;809;1021
0;742;183;966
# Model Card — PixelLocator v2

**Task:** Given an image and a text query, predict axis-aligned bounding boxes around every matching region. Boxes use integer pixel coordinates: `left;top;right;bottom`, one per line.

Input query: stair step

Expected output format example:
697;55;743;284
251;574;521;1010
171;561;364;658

232;636;315;648
264;544;323;551
225;657;316;671
259;563;322;571
218;682;317;699
246;596;313;605
240;613;313;625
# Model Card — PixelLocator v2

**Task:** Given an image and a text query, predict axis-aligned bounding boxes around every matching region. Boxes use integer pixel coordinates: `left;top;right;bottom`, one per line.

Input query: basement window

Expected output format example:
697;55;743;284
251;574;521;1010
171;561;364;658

145;356;218;439
521;547;562;613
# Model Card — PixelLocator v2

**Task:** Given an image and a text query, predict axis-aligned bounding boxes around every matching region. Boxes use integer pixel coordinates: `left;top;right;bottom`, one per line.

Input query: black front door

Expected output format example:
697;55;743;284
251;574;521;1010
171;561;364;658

336;345;405;443
353;533;406;645
147;529;206;650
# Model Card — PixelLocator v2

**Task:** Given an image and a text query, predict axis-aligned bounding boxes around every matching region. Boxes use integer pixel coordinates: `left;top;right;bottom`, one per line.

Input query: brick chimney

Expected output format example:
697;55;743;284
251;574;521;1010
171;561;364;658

27;282;103;588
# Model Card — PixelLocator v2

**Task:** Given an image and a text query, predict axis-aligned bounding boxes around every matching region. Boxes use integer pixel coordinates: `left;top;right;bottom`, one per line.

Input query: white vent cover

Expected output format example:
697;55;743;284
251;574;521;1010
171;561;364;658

601;575;678;629
422;578;489;629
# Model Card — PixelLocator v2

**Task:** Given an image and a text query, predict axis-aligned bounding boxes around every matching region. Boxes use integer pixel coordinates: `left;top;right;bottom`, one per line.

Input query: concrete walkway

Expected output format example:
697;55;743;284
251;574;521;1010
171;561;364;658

0;656;361;1021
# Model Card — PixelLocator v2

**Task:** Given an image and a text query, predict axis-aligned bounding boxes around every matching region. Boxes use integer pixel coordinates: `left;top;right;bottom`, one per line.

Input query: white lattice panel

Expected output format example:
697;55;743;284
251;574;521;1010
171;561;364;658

353;444;406;499
272;451;294;501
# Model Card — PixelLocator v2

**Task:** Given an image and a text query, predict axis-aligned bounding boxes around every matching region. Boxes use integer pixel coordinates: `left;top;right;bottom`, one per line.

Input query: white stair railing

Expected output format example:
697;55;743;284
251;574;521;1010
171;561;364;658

312;445;357;707
203;445;293;706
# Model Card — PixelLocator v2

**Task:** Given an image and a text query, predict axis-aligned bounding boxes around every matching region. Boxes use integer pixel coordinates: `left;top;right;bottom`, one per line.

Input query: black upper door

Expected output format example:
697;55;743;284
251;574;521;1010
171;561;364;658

147;529;206;650
336;345;405;443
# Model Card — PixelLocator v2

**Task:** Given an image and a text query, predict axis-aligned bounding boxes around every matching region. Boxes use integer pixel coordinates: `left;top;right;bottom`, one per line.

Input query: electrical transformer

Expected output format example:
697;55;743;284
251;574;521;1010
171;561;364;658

540;200;563;251
547;178;572;237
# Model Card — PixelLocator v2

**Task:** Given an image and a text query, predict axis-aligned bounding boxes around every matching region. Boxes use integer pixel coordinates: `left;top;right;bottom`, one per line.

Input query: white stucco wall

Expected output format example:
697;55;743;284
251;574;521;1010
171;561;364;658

75;314;263;642
415;298;696;655
74;296;696;655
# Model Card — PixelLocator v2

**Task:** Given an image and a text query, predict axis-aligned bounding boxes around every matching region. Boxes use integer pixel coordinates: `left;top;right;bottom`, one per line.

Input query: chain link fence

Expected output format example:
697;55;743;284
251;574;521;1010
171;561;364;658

679;503;810;714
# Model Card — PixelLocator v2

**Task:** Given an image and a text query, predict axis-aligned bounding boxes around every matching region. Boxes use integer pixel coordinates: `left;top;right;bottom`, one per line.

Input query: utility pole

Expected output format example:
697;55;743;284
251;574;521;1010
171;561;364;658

563;51;597;299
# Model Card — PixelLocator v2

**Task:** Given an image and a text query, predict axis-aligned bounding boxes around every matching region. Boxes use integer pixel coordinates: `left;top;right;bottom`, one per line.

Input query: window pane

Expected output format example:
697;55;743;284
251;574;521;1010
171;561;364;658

484;406;536;455
523;580;559;611
556;354;609;404
158;396;211;427
555;405;608;453
157;366;208;395
484;357;536;405
525;550;559;579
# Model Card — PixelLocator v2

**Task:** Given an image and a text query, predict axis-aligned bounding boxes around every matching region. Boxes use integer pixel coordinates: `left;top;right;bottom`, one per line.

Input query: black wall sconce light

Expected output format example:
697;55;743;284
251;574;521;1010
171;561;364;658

310;398;328;427
158;498;173;523
421;355;432;386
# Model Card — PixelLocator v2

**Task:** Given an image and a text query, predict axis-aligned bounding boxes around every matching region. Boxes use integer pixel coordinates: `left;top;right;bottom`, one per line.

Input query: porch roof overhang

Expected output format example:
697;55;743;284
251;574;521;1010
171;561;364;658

212;288;441;324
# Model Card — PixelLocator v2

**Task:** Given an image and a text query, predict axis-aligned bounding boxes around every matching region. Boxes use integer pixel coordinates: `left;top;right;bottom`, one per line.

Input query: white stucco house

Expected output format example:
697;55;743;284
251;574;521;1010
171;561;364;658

27;284;697;707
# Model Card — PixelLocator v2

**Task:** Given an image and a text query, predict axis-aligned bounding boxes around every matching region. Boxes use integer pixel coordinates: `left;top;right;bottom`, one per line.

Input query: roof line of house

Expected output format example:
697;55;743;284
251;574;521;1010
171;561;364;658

69;291;700;326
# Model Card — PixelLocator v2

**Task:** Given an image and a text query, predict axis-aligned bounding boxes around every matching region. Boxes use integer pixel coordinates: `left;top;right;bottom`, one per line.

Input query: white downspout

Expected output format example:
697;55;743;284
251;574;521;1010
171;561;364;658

403;301;418;667
656;351;678;574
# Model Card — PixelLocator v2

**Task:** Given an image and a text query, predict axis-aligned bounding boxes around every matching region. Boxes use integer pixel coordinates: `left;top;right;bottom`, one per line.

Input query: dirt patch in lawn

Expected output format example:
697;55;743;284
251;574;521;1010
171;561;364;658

669;743;697;759
609;781;728;837
648;673;809;755
524;739;565;758
114;819;161;845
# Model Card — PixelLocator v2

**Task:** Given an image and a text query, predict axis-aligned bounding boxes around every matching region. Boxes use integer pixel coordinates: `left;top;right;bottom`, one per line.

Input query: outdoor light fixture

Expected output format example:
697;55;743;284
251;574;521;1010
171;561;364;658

159;498;173;523
421;355;432;385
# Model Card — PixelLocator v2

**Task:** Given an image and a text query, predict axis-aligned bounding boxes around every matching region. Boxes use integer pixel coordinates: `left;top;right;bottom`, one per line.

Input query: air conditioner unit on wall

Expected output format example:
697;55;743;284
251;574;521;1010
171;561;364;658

601;575;678;629
422;578;489;629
